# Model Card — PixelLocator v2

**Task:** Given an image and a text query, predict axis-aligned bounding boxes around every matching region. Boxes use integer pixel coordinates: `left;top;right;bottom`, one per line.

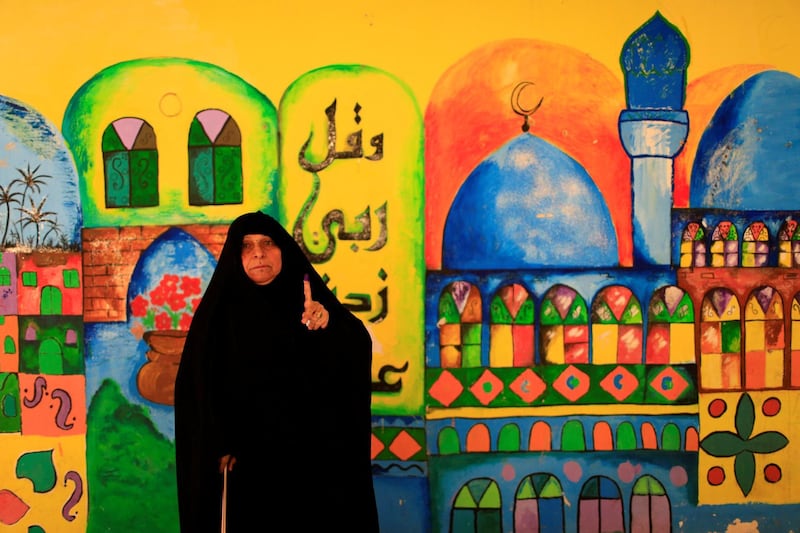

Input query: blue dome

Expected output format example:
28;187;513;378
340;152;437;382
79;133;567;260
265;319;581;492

690;70;800;209
621;11;689;110
442;134;618;269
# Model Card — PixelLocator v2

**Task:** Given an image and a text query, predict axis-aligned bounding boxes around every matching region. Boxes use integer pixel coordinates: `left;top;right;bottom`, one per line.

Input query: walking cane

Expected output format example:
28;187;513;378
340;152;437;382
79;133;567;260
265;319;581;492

221;467;228;533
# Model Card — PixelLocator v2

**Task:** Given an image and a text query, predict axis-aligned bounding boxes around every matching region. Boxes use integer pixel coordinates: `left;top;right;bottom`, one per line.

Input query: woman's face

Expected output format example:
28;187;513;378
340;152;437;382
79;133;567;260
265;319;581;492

241;233;282;285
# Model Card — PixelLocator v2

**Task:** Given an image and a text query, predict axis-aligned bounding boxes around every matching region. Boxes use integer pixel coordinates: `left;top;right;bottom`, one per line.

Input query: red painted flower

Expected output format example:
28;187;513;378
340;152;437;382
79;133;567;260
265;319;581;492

131;274;203;331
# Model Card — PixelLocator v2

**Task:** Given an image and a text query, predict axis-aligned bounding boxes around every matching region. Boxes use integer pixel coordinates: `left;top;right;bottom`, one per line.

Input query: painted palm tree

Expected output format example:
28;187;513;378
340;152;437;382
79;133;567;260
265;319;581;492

41;218;64;248
0;183;22;247
18;195;59;248
11;163;52;242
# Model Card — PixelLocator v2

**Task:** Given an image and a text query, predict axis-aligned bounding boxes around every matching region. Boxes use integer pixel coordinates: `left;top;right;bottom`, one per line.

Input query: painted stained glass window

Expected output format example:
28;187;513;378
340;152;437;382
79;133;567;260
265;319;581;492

743;286;784;389
790;293;800;387
540;285;588;365
514;473;566;533
451;478;502;533
710;220;738;267
630;475;671;533
188;109;243;205
741;221;769;267
489;283;534;367
439;281;482;368
646;286;695;364
578;476;624;533
777;218;799;268
699;288;741;390
591;285;643;364
680;221;706;267
102;117;158;208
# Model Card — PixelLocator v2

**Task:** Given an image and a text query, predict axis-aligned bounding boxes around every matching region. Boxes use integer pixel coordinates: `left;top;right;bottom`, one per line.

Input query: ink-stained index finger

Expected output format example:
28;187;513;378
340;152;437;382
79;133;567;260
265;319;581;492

303;273;312;303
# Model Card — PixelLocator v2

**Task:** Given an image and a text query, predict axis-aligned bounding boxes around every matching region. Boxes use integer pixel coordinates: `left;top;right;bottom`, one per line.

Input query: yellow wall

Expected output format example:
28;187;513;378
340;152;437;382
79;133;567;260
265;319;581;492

3;0;798;128
2;1;799;531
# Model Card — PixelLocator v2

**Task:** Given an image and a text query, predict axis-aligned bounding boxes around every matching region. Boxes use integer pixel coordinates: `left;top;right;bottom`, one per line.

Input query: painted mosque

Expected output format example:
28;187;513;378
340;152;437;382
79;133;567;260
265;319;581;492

0;10;799;533
419;12;800;533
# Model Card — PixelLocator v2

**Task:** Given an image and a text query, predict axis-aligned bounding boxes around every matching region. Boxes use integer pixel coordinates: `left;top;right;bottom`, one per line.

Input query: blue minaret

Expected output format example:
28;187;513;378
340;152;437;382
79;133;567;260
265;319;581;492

619;11;690;266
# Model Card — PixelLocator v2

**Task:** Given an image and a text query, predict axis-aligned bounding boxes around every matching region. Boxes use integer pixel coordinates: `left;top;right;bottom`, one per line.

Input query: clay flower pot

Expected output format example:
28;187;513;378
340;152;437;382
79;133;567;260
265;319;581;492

137;330;187;405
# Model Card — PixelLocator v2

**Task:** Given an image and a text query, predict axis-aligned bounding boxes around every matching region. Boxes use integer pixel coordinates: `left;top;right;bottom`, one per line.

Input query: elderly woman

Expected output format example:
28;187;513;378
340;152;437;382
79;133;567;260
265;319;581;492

174;211;379;532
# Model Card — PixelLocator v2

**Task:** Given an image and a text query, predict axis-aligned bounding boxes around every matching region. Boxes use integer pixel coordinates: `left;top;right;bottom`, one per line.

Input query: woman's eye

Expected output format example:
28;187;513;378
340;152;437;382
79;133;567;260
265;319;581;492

242;239;274;252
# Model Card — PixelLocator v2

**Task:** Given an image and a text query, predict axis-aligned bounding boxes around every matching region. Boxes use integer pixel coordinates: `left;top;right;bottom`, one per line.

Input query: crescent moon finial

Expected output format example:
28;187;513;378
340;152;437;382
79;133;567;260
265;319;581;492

511;81;544;133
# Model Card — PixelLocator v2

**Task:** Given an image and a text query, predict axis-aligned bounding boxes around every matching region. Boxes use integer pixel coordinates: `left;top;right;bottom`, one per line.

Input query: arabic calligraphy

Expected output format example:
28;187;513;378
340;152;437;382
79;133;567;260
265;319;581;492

293;202;388;262
298;99;383;172
326;270;404;391
342;285;388;324
293;98;406;395
293;98;388;262
371;361;409;392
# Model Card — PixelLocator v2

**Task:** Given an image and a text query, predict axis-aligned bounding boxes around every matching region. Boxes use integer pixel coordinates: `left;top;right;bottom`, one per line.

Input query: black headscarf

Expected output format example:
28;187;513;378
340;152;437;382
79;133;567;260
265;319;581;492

174;211;378;532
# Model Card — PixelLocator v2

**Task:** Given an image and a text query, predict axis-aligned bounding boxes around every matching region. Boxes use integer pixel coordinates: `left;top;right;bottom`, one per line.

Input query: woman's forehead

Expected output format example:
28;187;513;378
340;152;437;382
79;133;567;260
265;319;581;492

242;233;272;242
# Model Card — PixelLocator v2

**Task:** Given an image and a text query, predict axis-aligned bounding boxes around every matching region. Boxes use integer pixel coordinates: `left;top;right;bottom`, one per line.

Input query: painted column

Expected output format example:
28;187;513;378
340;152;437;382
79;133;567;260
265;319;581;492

619;12;690;266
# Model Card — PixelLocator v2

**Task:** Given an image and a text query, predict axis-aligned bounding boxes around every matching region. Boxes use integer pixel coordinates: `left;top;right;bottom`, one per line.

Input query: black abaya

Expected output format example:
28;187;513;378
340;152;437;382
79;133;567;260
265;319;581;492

174;211;379;532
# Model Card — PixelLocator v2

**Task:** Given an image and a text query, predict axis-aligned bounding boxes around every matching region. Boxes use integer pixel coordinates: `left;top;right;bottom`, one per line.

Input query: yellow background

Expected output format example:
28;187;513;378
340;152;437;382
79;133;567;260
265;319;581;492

3;0;798;128
1;0;799;530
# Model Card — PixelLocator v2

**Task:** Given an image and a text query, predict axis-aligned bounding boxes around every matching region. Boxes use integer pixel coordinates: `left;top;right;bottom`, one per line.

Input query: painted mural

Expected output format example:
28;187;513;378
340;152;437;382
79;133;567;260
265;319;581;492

0;3;798;533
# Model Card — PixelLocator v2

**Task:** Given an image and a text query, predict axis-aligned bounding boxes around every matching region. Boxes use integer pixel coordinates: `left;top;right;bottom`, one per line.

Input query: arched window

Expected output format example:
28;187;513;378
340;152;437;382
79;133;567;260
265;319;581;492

791;293;800;388
451;478;502;533
710;220;739;267
641;422;658;449
591;285;643;364
777;218;799;268
646;286;695;364
514;473;565;533
528;421;553;451
741;221;769;267
593;421;614;451
0;373;20;432
661;423;681;450
102;117;158;208
685;427;699;451
439;281;482;368
699;288;741;390
578;476;624;533
40;286;62;315
744;286;784;389
438;427;461;455
630;475;671;533
540;285;588;364
680;221;706;267
489;283;534;367
465;424;491;452
497;423;521;452
561;420;587;451
616;421;637;450
188;109;243;205
38;338;64;374
0;315;16;358
3;334;15;354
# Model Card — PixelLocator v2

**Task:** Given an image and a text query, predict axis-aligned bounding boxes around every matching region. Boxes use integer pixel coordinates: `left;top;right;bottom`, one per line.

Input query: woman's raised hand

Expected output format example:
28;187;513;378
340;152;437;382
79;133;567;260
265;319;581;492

302;274;329;330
